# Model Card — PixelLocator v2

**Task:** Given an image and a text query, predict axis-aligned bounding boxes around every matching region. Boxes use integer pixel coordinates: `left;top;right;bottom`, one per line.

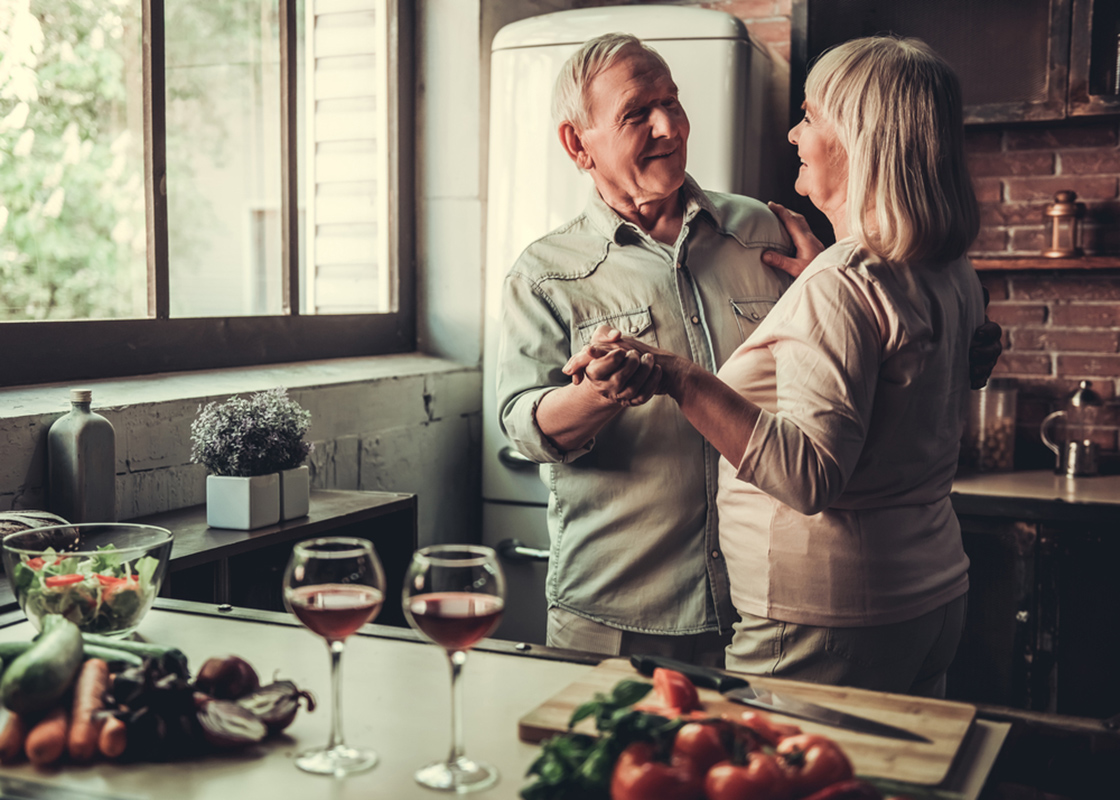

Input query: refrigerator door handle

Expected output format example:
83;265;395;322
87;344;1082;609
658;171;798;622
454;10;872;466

497;538;550;563
499;446;538;469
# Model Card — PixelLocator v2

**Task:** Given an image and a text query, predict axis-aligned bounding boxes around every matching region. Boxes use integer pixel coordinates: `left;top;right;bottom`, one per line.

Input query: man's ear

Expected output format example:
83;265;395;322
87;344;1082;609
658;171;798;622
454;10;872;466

559;122;593;171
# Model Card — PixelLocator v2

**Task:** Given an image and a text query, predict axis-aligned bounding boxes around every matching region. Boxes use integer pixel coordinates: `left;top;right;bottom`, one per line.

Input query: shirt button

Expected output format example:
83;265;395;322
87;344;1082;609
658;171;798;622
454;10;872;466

711;550;721;559
629;325;639;333
691;315;700;325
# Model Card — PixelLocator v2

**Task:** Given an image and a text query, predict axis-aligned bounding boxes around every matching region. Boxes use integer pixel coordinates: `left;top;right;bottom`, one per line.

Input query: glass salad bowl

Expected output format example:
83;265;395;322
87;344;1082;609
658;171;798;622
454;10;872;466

2;523;173;637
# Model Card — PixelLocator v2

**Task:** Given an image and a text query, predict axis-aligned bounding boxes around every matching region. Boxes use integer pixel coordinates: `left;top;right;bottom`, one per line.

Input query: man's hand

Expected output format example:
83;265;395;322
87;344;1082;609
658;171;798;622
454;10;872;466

564;326;662;406
969;322;1003;390
761;201;825;278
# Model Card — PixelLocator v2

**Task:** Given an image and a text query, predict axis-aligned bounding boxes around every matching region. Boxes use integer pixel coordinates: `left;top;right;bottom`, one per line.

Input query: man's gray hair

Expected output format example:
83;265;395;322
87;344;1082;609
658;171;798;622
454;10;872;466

551;33;672;130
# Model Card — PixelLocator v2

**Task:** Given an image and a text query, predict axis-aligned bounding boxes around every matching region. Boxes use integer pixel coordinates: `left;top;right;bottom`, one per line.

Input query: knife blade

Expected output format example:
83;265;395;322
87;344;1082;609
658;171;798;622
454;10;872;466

630;654;931;743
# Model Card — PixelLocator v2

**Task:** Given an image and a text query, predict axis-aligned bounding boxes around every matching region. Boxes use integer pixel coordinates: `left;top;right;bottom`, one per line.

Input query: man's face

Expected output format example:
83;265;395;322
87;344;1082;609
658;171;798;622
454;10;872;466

576;48;690;210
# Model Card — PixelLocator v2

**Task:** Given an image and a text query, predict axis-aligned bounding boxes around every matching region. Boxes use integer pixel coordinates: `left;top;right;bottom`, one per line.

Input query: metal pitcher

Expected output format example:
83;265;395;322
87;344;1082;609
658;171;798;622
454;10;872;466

1041;414;1101;477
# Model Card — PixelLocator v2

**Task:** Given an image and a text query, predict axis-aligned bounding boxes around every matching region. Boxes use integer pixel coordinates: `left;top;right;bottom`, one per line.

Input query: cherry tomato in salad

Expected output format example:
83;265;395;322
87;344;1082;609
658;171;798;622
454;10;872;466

44;574;86;587
610;741;704;800
705;751;793;800
25;557;46;570
775;734;854;798
96;574;139;586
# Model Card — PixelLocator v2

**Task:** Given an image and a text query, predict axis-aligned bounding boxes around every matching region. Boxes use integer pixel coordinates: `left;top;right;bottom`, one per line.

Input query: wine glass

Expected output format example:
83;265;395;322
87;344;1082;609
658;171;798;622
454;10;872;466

403;544;506;793
282;536;386;776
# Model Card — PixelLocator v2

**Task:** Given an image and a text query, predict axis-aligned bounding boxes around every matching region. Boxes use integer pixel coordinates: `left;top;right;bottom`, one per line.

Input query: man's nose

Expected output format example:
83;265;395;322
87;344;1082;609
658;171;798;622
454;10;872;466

650;105;680;138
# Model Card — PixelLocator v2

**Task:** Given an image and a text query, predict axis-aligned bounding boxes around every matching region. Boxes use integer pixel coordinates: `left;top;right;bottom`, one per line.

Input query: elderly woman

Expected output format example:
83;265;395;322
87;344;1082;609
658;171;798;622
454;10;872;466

568;36;984;697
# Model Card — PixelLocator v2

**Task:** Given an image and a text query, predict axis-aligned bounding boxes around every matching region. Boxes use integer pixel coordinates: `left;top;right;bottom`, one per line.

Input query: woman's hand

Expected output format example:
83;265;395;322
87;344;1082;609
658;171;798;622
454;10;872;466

761;201;826;279
564;325;681;406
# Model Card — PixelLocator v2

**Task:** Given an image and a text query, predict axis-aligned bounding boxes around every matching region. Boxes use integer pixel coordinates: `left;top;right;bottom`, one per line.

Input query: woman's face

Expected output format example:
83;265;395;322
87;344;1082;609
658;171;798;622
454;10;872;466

788;100;848;228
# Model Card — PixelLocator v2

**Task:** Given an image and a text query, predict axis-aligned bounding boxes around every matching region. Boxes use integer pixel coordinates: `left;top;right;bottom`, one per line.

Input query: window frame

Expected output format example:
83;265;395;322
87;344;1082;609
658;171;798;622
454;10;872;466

3;0;415;387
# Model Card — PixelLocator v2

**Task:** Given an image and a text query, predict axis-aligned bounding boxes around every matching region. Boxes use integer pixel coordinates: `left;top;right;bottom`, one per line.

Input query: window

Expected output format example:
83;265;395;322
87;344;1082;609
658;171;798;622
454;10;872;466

0;0;414;386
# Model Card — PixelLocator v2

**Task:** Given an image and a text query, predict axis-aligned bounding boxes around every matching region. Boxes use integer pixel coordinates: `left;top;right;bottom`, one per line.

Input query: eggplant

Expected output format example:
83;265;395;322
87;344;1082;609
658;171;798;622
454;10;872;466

236;680;316;734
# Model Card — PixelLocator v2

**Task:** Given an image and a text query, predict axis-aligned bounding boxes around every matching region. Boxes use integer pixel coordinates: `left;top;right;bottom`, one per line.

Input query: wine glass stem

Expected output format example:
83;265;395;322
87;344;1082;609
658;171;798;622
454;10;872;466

327;639;346;751
445;649;467;765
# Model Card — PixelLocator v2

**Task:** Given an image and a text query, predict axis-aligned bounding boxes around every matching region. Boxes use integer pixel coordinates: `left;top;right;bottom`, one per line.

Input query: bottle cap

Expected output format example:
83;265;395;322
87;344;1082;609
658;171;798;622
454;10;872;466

70;389;92;403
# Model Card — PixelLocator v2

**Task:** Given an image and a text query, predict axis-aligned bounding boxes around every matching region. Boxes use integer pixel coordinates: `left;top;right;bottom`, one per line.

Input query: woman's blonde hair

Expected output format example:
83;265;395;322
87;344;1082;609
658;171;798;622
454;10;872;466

552;33;671;130
806;36;979;263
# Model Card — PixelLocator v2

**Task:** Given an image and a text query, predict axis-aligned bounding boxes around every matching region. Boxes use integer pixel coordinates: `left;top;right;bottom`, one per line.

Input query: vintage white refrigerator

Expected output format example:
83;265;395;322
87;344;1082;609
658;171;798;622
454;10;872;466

481;5;788;644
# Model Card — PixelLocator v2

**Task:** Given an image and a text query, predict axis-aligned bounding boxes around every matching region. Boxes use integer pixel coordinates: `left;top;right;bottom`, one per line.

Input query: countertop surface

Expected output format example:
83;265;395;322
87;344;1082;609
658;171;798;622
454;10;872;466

953;470;1120;505
951;470;1120;521
0;601;1006;800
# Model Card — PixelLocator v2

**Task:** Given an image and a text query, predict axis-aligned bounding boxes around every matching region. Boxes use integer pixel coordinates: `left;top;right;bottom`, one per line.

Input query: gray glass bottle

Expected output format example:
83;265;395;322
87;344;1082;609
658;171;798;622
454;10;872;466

47;389;117;522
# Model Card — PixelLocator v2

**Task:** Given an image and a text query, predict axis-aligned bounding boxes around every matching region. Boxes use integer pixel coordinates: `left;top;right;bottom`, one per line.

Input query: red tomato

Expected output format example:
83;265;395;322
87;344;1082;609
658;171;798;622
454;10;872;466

96;574;138;586
611;741;704;800
705;752;792;800
671;721;732;777
25;557;46;570
722;710;803;747
44;574;85;587
775;734;854;798
653;668;700;713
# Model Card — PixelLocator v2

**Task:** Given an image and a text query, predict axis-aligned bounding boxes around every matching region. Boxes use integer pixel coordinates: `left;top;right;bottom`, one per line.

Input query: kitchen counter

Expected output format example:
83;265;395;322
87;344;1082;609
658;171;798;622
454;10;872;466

951;470;1120;521
0;600;1009;800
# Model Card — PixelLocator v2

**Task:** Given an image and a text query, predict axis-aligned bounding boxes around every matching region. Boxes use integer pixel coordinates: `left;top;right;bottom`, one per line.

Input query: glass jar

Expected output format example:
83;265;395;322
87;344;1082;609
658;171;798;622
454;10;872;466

963;379;1018;472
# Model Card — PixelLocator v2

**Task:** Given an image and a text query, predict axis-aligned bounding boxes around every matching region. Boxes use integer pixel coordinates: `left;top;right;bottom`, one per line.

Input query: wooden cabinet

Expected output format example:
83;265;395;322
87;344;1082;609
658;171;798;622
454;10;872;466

136;490;418;628
949;480;1120;718
792;0;1120;125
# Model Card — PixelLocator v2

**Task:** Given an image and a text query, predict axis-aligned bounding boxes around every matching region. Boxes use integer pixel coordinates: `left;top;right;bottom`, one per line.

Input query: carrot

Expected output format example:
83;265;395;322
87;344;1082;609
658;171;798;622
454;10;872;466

0;711;30;764
68;658;109;762
98;715;127;759
25;706;69;767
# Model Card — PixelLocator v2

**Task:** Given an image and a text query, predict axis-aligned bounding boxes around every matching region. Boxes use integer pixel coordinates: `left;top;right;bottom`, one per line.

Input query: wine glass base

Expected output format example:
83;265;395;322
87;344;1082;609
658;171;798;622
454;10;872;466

414;757;499;793
295;744;379;777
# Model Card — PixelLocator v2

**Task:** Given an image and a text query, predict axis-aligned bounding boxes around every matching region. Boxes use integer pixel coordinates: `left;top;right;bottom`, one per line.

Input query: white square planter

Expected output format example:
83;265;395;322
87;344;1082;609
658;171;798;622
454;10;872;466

279;465;310;520
206;473;280;530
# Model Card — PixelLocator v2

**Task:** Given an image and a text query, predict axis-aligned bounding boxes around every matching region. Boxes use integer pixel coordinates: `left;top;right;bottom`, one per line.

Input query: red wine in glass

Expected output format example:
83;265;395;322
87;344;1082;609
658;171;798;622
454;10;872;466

403;544;507;793
406;592;503;651
289;584;384;641
282;537;386;777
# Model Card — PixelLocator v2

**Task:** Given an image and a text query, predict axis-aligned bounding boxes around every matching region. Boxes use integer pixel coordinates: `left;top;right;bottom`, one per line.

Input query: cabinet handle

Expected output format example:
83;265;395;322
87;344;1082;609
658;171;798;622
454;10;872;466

497;538;549;563
498;446;536;469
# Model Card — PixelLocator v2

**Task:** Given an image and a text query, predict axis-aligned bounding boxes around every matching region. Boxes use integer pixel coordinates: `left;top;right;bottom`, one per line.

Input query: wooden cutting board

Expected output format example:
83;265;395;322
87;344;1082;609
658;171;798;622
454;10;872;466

518;658;977;786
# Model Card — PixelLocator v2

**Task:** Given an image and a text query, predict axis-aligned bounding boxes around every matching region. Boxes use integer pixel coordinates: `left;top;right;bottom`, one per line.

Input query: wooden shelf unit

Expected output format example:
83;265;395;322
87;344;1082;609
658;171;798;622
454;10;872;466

972;256;1120;272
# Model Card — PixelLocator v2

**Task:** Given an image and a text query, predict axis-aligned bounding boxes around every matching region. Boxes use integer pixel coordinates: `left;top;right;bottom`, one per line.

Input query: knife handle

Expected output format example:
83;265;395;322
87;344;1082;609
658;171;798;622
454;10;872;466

629;654;750;693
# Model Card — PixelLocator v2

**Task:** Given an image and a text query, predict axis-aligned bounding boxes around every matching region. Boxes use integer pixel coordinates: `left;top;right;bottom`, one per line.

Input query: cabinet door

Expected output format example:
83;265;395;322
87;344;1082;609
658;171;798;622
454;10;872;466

1069;0;1120;115
792;0;1070;124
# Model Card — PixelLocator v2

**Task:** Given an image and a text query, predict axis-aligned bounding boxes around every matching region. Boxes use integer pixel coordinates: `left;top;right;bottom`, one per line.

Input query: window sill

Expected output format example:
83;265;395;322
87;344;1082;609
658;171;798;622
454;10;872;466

0;353;478;420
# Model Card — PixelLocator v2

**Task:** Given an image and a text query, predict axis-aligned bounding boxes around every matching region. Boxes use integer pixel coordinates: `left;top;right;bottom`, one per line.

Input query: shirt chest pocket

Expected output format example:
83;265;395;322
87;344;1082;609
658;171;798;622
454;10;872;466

576;306;658;348
730;297;777;342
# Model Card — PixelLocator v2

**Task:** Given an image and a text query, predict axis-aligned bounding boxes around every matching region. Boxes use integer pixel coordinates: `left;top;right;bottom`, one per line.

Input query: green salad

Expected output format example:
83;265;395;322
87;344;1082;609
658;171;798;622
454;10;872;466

11;544;160;634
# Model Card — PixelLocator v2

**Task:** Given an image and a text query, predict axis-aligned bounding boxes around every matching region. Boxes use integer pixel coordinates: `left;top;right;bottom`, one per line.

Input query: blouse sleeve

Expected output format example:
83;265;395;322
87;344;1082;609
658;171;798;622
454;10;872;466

735;262;890;515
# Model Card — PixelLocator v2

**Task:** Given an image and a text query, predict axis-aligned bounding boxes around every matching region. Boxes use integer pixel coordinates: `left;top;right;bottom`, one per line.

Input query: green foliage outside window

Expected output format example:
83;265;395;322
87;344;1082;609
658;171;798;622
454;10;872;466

0;0;146;320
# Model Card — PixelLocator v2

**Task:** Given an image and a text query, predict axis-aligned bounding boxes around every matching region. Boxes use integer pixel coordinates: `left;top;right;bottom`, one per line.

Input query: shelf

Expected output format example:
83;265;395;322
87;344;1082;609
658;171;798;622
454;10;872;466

971;256;1120;272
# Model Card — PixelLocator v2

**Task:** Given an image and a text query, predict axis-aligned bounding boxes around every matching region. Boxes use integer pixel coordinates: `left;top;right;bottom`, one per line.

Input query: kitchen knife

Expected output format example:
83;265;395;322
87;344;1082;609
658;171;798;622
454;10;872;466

630;654;931;743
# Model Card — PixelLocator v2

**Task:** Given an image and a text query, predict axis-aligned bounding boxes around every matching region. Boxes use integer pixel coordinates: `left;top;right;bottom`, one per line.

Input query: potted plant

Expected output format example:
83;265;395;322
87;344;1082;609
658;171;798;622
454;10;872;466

190;388;313;530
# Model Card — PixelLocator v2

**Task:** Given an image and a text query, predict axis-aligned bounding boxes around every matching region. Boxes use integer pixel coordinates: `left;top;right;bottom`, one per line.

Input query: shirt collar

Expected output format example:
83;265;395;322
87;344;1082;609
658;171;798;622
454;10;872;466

583;172;719;245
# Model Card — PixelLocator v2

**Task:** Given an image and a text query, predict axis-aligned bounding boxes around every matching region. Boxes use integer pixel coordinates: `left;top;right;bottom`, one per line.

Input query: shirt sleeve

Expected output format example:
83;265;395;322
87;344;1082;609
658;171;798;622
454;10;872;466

736;264;888;515
496;269;592;464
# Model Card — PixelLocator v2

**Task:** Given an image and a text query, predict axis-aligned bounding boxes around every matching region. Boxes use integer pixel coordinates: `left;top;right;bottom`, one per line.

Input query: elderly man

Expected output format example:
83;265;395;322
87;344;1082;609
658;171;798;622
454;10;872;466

496;33;998;665
496;33;791;665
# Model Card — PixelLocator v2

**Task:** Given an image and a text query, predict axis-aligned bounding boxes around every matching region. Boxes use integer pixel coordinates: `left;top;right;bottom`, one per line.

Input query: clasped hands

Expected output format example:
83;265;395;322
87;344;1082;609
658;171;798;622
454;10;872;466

562;327;671;408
